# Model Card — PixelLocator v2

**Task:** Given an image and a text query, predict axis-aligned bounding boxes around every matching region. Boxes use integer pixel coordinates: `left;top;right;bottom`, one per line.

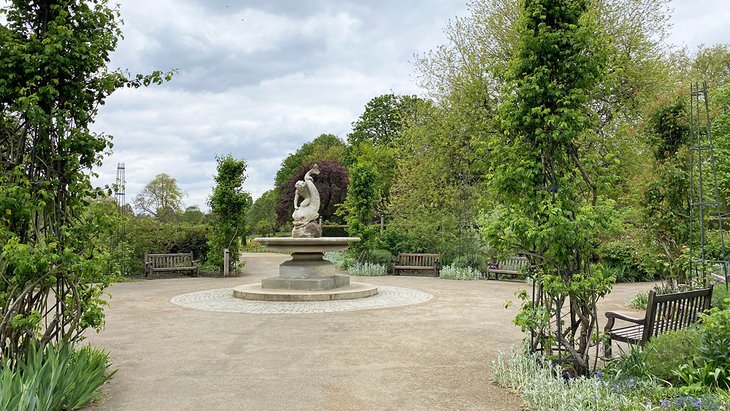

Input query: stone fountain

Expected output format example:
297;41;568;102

233;164;378;301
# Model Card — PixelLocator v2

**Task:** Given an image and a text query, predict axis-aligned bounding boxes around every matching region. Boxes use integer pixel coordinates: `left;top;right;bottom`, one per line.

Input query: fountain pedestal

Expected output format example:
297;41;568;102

232;236;378;301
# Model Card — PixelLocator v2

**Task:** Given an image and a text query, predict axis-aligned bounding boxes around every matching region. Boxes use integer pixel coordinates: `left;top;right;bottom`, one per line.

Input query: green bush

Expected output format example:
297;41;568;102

712;286;729;309
644;328;702;383
112;216;210;275
451;254;488;273
322;224;348;237
0;343;115;411
324;251;356;269
359;249;393;266
626;291;649;310
439;265;480;280
347;262;387;276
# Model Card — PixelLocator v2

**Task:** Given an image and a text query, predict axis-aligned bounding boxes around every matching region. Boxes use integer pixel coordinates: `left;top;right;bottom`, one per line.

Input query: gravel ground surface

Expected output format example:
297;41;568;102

85;253;648;411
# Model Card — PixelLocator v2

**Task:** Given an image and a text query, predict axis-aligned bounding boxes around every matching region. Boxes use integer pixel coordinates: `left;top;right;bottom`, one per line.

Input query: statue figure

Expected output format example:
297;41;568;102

291;164;322;238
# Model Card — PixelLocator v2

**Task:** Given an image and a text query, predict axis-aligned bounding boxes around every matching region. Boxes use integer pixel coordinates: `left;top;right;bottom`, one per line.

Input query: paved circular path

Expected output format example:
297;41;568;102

171;285;433;314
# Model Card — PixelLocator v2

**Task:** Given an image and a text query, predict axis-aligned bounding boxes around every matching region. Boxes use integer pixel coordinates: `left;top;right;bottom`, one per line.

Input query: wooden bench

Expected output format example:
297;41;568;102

393;253;440;277
144;252;199;278
487;256;530;280
604;286;713;357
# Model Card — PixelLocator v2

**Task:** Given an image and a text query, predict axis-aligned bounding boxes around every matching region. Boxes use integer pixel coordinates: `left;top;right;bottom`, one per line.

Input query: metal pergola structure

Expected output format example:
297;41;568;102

688;82;728;287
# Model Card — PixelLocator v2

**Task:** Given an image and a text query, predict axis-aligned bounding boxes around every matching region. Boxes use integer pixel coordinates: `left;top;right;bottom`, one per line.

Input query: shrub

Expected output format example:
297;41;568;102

439;265;480;280
626;291;649;310
0;343;115;411
644;328;702;383
324;251;356;269
492;348;623;411
711;286;729;309
359;249;393;266
347;262;387;276
451;254;488;272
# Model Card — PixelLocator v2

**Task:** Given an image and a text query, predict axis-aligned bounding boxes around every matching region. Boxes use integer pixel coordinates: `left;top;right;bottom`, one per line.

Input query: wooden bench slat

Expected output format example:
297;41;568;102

486;256;529;280
144;252;199;278
393;253;440;277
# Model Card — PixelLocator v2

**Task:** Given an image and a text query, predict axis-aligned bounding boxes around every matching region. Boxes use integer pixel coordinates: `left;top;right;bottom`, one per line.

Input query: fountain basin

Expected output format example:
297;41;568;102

252;237;361;253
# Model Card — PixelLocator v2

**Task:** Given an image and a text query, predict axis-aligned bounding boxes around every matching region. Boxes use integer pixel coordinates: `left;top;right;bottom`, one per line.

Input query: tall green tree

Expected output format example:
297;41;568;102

344;94;430;238
207;155;252;273
247;189;277;236
488;0;614;375
641;92;690;281
0;0;171;360
274;134;345;189
134;173;184;221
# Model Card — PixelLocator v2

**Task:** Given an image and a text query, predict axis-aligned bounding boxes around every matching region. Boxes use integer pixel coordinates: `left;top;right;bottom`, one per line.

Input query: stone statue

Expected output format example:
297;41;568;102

292;164;322;238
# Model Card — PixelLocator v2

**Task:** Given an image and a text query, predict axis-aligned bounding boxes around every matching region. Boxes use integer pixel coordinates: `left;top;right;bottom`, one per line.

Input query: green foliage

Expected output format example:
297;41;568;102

439;265;480;280
341;163;377;250
492;348;634;411
111;215;209;275
641;92;691;282
450;254;488;273
207;155;252;273
347;262;387;276
358;249;393;266
712;83;730;204
274;134;345;189
0;342;115;411
0;0;171;360
626;291;649;310
323;251;356;270
644;328;702;383
133;173;184;221
711;286;729;310
246;189;278;236
490;0;613;375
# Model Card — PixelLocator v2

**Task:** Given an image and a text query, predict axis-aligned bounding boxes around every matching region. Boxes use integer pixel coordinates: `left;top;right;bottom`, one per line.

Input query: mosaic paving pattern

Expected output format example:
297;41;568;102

170;285;432;314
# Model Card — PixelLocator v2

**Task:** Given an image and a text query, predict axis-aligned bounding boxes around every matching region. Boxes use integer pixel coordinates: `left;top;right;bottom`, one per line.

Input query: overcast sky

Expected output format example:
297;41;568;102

90;0;730;211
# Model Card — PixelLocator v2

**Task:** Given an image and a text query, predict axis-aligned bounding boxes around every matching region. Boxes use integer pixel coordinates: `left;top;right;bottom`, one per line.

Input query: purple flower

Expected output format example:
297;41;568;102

660;398;669;407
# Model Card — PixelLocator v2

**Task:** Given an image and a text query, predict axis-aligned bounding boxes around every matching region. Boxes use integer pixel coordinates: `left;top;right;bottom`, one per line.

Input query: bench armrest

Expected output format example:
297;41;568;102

604;310;645;335
605;311;645;324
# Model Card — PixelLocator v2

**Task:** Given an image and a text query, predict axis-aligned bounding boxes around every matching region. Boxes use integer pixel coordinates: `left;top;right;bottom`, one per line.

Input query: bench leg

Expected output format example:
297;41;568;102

604;340;612;358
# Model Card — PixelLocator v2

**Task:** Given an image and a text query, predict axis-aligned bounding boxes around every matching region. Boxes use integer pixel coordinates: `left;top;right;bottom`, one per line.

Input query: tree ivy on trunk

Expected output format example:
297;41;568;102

0;0;171;361
488;0;615;375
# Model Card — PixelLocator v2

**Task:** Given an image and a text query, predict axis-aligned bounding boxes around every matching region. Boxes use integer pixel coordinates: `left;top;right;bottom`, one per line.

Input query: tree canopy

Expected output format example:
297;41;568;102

134;173;184;221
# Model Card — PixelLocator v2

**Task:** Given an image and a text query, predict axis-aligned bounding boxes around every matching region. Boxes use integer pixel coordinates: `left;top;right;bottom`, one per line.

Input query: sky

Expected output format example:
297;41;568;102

89;0;730;211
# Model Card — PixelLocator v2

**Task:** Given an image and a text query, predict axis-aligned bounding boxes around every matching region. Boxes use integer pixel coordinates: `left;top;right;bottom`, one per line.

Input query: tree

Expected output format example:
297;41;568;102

182;205;205;224
641;92;690;281
207;155;252;273
274;134;346;189
247;189;278;236
488;0;614;375
0;0;171;360
343;94;429;235
134;173;184;221
276;160;348;228
341;163;377;251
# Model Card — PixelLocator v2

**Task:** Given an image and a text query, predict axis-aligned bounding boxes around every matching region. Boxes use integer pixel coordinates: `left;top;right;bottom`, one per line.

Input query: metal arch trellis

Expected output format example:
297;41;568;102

688;82;728;288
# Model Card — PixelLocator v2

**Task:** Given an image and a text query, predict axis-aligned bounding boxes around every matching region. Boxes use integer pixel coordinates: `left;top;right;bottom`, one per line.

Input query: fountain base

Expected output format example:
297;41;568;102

232;282;378;302
233;236;378;301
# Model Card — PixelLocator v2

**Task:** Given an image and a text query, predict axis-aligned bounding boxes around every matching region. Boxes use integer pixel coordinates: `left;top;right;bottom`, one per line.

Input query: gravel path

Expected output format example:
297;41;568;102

85;253;648;411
